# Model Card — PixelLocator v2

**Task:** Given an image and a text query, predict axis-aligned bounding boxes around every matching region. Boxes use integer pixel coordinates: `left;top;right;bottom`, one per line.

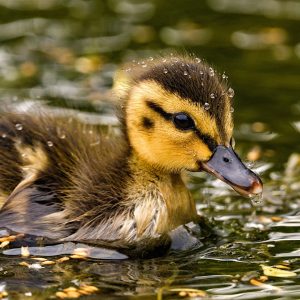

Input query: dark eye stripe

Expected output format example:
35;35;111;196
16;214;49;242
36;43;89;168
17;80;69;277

194;130;217;151
146;100;217;151
146;101;172;120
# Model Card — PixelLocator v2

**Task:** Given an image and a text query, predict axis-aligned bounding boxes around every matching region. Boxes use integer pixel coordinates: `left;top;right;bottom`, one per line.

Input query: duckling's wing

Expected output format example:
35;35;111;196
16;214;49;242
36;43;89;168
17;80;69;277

0;179;72;239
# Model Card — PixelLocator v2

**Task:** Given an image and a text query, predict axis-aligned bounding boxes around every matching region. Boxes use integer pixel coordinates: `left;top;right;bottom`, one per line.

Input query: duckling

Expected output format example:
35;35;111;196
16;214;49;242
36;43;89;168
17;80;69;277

0;56;262;256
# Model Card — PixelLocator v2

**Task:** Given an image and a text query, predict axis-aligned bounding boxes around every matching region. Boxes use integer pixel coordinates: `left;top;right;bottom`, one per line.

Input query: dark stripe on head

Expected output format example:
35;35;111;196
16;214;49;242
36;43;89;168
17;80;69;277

194;130;217;152
146;101;172;121
139;58;230;143
146;100;217;151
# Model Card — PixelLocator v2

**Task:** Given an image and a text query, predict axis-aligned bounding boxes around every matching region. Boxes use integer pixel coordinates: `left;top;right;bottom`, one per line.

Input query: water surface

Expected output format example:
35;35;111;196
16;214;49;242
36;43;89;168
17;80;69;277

0;0;300;299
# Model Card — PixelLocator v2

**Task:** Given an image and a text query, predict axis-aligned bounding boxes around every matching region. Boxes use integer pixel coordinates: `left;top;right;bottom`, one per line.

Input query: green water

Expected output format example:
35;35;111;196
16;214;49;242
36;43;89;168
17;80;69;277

0;0;300;299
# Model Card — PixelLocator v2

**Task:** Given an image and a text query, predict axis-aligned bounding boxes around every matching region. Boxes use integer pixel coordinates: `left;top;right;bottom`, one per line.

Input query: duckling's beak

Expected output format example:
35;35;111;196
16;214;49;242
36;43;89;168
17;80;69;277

200;146;263;197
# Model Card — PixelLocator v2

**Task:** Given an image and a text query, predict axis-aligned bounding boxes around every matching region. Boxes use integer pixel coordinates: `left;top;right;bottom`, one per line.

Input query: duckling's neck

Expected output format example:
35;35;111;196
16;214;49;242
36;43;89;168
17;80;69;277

125;151;198;236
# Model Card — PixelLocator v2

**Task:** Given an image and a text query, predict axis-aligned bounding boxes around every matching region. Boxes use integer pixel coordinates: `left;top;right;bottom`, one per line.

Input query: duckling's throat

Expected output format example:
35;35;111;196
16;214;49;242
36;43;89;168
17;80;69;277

125;153;198;236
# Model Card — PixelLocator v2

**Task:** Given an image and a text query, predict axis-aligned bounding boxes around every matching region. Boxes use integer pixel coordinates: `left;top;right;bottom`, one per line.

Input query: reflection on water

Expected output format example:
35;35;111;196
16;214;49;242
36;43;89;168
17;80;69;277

0;0;300;299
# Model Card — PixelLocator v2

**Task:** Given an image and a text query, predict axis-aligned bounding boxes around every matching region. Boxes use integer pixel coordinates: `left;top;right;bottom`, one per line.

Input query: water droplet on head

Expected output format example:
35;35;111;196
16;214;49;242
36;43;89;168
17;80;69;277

1;133;7;138
59;133;66;139
228;87;235;98
200;71;204;75
15;123;23;131
230;107;235;113
148;56;153;61
246;161;255;168
210;93;215;99
162;58;167;63
201;82;204;86
195;57;201;63
183;71;188;76
222;73;228;79
142;64;147;68
163;68;168;74
47;141;53;147
204;102;210;110
209;67;215;77
181;63;185;67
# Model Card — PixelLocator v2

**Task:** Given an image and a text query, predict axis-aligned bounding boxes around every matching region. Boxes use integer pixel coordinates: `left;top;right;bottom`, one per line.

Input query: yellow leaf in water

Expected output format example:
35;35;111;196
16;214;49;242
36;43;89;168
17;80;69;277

21;246;30;257
0;241;9;248
261;265;297;277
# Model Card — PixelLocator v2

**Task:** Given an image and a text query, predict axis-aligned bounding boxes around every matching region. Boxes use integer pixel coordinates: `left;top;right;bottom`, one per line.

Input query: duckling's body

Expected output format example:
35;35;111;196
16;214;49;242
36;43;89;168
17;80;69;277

0;115;196;249
0;56;262;256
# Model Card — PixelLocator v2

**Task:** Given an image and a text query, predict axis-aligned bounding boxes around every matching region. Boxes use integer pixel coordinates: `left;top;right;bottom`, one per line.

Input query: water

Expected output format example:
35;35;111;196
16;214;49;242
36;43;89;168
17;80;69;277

0;0;300;299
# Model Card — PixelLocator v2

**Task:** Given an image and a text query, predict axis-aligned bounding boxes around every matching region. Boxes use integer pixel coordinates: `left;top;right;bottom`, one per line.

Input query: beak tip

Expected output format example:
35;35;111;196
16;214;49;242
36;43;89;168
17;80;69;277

250;180;263;195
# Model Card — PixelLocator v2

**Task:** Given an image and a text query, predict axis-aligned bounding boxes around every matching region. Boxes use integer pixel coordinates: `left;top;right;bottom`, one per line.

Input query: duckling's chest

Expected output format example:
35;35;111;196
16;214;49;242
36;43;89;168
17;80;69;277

125;173;198;239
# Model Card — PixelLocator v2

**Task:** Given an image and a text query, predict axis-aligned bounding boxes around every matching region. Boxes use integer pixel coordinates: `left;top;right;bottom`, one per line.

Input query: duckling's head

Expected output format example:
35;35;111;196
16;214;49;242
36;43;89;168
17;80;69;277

115;56;262;197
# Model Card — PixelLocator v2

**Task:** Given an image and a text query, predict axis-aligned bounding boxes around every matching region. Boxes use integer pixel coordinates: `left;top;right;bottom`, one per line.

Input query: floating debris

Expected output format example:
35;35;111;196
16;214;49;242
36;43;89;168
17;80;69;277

261;264;297;278
0;291;8;299
31;257;47;262
19;61;38;77
56;256;70;263
247;145;262;161
274;264;291;270
21;246;30;257
271;216;283;222
0;241;9;248
171;288;206;298
56;284;99;299
251;122;267;133
41;260;56;266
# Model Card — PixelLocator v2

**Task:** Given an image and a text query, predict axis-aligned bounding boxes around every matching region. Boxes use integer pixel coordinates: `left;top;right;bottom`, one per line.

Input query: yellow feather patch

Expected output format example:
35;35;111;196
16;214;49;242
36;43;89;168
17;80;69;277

126;80;233;172
15;143;48;180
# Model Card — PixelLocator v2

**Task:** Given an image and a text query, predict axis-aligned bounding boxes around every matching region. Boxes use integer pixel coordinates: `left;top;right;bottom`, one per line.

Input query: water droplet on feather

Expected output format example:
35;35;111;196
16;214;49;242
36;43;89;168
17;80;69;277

209;67;215;77
204;102;210;110
15;123;23;131
228;87;235;98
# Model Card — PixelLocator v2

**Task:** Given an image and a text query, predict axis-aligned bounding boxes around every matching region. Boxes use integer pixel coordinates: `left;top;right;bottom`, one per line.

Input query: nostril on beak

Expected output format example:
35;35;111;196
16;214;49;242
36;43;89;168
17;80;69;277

223;157;230;163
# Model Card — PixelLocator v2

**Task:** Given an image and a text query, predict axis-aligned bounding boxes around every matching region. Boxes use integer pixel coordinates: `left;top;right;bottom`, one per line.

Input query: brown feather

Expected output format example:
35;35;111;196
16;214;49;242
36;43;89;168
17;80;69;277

0;55;233;256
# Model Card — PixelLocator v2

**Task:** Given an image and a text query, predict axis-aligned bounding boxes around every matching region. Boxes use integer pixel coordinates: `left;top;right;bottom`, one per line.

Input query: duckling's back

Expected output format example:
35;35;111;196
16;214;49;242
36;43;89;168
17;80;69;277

0;113;130;239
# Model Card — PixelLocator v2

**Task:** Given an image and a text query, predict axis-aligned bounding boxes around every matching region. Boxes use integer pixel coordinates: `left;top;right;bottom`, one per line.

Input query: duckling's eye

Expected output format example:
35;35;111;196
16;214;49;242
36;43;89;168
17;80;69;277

172;113;195;130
